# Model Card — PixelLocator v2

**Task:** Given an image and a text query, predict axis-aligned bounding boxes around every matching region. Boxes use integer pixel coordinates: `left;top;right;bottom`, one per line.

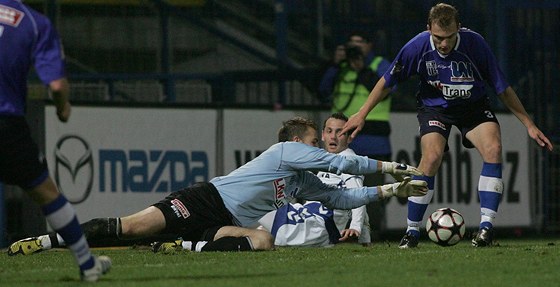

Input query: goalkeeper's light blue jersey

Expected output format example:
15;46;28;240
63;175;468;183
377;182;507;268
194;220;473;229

210;142;380;228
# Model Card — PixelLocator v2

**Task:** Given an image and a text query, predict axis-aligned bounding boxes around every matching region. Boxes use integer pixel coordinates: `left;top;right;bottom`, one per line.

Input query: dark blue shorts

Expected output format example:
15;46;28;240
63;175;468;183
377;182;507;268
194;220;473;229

0;116;48;189
417;98;499;151
153;182;235;241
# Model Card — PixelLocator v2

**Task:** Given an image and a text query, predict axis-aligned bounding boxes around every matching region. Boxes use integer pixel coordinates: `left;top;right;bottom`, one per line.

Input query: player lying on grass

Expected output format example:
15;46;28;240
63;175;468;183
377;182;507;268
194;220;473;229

8;116;427;254
257;112;372;247
156;113;374;251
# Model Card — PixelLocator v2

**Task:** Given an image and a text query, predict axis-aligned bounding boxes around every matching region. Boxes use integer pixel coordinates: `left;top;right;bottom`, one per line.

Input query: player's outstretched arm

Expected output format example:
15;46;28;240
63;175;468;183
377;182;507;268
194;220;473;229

378;177;428;199
340;77;392;142
498;86;554;151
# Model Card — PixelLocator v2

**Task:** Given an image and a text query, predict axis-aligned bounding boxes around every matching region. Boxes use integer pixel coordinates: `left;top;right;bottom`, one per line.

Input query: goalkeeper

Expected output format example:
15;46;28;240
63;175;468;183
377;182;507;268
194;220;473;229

8;117;427;254
258;113;376;247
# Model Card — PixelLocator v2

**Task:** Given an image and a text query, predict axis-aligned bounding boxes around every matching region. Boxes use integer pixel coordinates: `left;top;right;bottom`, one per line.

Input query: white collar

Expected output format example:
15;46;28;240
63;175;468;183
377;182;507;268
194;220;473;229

429;31;461;58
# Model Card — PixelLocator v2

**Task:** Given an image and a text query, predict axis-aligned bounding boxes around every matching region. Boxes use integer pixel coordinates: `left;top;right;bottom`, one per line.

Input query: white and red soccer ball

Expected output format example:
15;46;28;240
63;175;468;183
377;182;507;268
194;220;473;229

426;207;466;246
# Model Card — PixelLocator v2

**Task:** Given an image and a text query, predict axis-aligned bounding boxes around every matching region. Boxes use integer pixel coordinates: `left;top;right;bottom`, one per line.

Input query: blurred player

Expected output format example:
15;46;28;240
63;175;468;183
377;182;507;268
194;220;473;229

340;3;554;248
8;117;427;254
0;0;110;281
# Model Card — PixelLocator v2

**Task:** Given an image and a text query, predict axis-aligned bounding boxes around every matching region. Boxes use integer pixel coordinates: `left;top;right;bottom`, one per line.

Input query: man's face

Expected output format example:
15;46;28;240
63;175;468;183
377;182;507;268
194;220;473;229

428;21;459;55
297;126;319;147
321;118;348;153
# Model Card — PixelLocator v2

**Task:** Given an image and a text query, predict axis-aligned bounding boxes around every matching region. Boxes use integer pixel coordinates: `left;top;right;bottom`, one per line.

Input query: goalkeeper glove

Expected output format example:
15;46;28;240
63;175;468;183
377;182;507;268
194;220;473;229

381;161;423;181
379;177;428;199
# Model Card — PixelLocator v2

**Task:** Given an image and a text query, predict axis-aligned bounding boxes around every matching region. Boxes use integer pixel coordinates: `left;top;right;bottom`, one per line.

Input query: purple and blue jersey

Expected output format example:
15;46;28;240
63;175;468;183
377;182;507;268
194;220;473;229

384;28;509;108
0;0;66;116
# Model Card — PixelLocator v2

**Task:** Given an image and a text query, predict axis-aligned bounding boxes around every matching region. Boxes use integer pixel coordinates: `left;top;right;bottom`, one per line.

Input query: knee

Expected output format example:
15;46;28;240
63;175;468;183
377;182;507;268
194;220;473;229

120;217;143;237
420;151;445;174
483;142;502;162
249;230;275;251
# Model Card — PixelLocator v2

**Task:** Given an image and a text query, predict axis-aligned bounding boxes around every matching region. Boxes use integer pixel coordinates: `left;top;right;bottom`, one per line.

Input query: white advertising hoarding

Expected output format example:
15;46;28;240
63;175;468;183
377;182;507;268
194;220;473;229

44;106;531;229
45;106;217;221
221;109;329;174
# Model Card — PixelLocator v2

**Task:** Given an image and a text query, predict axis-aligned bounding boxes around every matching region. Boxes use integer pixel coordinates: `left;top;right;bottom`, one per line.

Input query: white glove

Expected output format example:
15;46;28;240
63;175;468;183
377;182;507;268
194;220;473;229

379;177;428;199
381;161;423;181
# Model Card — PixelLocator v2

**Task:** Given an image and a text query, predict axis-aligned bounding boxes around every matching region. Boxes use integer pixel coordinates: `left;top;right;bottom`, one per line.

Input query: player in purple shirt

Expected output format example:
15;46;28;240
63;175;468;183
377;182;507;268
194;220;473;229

340;3;554;248
0;0;110;281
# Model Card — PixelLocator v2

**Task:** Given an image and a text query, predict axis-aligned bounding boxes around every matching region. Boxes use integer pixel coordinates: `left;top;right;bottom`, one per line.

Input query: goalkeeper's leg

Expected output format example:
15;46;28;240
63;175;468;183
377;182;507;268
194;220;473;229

153;226;274;253
10;217;125;254
41;217;124;248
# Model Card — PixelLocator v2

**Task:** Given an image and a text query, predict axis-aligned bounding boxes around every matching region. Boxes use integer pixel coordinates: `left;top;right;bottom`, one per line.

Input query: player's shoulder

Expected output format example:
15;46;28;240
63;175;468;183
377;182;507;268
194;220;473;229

278;141;319;152
458;27;486;42
9;1;52;27
400;31;432;55
274;141;325;160
410;31;432;44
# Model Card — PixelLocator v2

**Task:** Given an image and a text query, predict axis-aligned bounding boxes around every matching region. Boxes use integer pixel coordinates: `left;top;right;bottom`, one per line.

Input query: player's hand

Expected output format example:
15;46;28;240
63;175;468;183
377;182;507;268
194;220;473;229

379;177;428;199
528;125;554;151
339;113;365;143
339;229;360;242
56;101;71;122
381;161;423;181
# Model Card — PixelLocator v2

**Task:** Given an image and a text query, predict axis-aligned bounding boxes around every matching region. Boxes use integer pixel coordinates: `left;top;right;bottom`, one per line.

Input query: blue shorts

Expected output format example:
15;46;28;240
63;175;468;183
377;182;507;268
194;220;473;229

417;98;499;151
0;116;48;189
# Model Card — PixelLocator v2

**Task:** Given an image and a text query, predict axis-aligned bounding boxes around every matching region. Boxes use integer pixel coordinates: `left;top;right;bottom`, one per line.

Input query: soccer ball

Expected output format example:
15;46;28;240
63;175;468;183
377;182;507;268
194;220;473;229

426;207;465;246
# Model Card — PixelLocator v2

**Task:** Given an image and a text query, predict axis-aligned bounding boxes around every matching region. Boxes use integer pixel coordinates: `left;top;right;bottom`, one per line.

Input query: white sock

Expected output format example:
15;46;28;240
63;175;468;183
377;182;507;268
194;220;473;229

181;241;208;252
38;235;52;249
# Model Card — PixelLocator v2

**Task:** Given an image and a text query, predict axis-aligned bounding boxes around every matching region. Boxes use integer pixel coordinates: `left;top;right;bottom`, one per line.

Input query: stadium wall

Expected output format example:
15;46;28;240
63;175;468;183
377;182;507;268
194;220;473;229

42;105;532;231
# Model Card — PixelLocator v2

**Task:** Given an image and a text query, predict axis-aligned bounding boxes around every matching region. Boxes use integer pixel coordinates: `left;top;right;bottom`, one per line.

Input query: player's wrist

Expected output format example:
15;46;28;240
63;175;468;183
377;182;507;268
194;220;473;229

381;161;392;174
378;184;396;199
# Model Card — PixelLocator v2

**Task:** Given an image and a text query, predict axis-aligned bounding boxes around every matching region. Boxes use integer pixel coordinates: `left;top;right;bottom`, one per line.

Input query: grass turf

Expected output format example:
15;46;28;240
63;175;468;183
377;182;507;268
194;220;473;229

1;238;559;287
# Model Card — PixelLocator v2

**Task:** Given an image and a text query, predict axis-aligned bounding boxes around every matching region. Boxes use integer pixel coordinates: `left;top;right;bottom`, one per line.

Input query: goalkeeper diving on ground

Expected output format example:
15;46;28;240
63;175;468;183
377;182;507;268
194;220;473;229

8;116;427;254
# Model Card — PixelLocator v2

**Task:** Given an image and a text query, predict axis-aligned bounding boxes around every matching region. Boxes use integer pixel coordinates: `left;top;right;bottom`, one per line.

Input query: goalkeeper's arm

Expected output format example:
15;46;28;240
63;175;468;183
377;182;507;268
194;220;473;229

378;177;428;199
380;161;424;181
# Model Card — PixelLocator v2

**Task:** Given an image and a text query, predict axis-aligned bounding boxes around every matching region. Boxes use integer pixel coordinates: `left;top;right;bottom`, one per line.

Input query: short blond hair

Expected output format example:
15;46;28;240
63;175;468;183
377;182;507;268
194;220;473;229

428;3;460;29
278;117;318;142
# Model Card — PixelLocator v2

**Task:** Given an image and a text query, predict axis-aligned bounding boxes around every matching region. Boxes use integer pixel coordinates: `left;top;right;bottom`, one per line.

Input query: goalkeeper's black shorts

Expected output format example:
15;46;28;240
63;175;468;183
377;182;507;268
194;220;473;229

152;182;235;241
0;116;48;189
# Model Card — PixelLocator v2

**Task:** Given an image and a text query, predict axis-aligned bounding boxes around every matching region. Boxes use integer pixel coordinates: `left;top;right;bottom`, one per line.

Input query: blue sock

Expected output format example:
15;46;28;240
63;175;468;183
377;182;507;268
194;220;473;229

406;175;435;238
42;194;95;272
478;162;503;230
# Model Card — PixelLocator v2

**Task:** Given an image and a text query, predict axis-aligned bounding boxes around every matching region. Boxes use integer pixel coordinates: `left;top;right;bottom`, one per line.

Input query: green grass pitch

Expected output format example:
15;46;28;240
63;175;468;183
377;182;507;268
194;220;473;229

1;238;559;287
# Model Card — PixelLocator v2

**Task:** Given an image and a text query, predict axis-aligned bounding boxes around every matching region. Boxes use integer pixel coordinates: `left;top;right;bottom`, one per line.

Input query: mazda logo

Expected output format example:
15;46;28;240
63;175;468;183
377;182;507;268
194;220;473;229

54;135;93;204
